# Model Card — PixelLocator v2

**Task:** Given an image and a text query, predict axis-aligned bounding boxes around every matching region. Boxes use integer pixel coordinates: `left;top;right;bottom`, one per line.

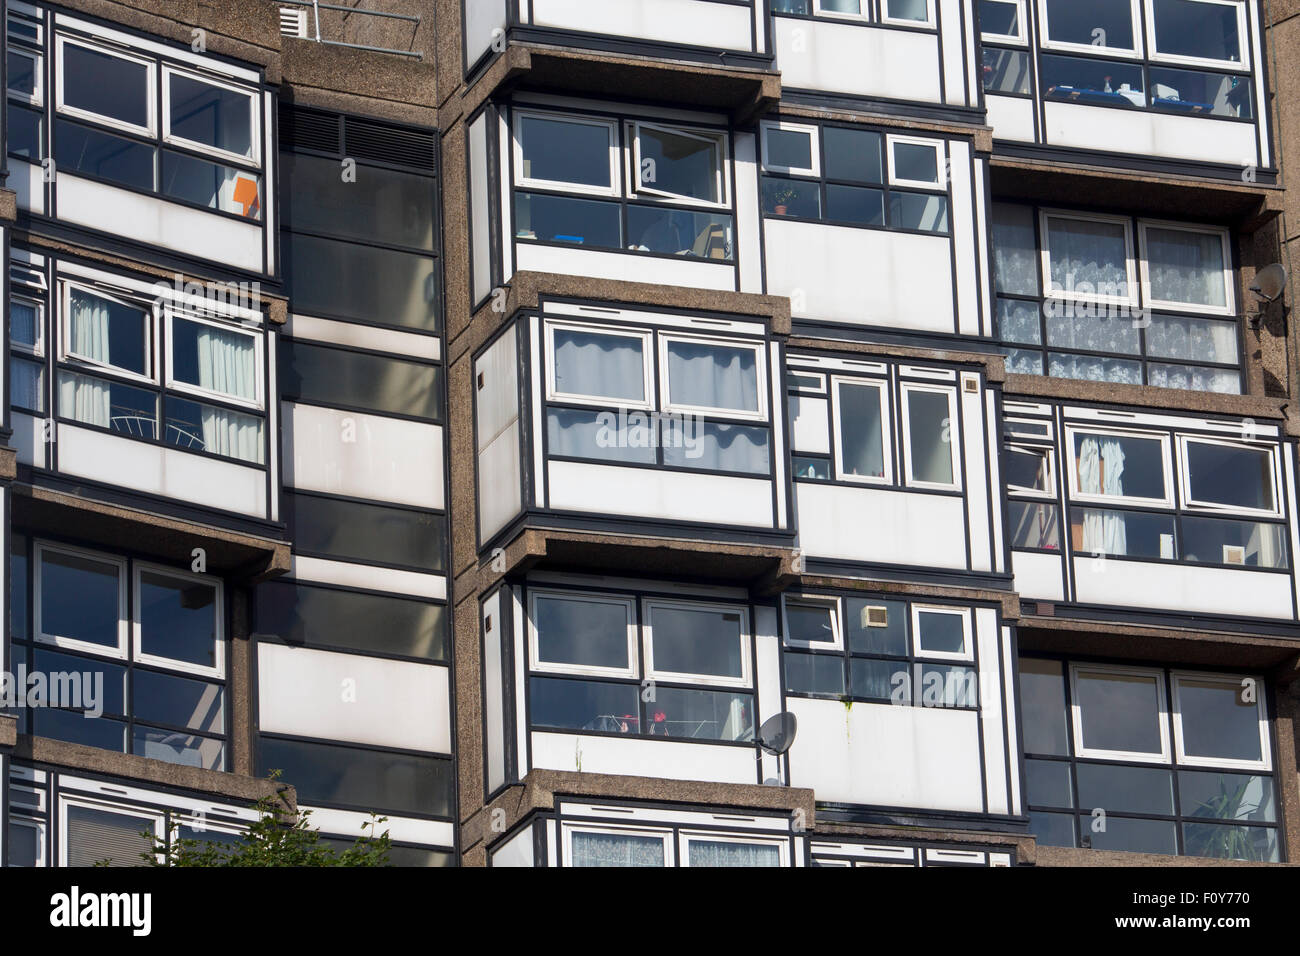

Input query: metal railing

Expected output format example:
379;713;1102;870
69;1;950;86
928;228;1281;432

277;0;423;59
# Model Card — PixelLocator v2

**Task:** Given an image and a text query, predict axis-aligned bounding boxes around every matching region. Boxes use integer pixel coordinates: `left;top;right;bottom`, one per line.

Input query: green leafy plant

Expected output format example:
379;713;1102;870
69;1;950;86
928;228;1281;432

1183;776;1259;862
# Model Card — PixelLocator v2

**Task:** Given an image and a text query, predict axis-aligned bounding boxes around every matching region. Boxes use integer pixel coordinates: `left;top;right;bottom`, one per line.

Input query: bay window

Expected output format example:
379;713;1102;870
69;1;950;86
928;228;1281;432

558;818;792;868
513;108;733;261
526;588;755;744
1021;658;1278;860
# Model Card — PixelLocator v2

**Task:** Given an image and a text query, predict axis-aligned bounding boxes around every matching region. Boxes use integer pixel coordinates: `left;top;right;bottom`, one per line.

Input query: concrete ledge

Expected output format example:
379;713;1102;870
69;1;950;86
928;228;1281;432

0;715;17;749
1019;615;1300;670
798;573;1020;619
788;336;1008;383
1005;374;1291;428
1036;845;1283;867
0;188;16;224
813;819;1036;865
0;447;16;482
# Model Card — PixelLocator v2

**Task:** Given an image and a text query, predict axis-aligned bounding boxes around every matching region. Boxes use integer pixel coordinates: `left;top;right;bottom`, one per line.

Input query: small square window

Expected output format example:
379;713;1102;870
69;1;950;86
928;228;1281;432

1173;674;1270;770
783;597;841;649
630;122;728;207
644;601;750;688
980;0;1026;42
660;335;765;420
911;606;971;661
515;111;619;197
56;36;156;136
36;544;127;658
529;591;638;679
884;0;933;26
761;122;819;178
1071;664;1171;763
888;137;944;189
134;565;223;677
545;322;653;409
163;67;259;163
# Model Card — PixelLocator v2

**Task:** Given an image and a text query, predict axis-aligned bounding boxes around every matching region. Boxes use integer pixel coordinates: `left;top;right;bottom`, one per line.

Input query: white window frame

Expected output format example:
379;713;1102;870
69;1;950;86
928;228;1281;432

658;333;767;421
59;281;159;386
1005;443;1056;498
563;823;673;867
1145;0;1250;71
8;6;45;47
910;605;973;662
1069;662;1172;764
782;594;843;651
55;34;158;137
979;0;1028;44
1170;671;1271;771
7;45;43;106
1136;220;1235;317
1065;426;1175;509
10;294;45;358
643;599;752;690
1004;416;1053;440
831;376;892;486
132;561;226;679
887;135;946;189
788;369;827;394
900;383;962;491
163;309;266;411
1040;210;1141;309
1177;436;1280;518
527;589;639;680
161;65;261;167
812;0;868;22
34;541;129;659
1037;0;1144;59
543;320;654;410
57;795;164;867
680;830;789;867
9;816;47;867
628;121;730;209
513;109;620;198
760;120;821;178
882;0;937;30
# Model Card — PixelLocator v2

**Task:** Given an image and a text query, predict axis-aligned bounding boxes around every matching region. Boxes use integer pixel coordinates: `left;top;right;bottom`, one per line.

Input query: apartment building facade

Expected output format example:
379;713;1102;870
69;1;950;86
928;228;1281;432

0;0;1293;868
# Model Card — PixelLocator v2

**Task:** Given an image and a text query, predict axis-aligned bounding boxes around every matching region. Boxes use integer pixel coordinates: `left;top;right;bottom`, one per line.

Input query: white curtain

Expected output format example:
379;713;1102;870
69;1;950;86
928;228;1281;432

688;840;781;867
993;204;1040;295
61;292;111;427
554;331;644;401
10;361;42;410
1048;218;1128;291
1079;436;1128;556
196;325;261;462
570;832;665;867
668;423;768;473
1146;228;1226;308
666;342;757;413
1147;316;1238;365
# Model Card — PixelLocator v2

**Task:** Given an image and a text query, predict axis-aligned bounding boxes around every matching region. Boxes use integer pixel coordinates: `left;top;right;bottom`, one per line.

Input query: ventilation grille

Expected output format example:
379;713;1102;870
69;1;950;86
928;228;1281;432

279;7;308;38
280;105;342;154
346;117;436;172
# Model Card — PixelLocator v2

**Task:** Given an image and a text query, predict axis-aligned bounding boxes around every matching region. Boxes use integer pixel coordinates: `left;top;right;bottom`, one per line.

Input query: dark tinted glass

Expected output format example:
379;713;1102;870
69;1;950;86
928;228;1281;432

515;193;622;250
287;493;446;572
1088;816;1178;855
1044;0;1135;48
8;103;41;159
138;571;218;668
253;581;447;661
39;549;120;648
1076;763;1175;816
1024;758;1074;808
784;653;845;696
1018;658;1070;755
1179;771;1276;824
823;127;882;183
651;687;753;742
278;340;443;420
529;676;640;733
518;115;612;188
56;120;155;191
761;177;820;218
626;207;732;260
533;595;629;670
133;726;224;770
844;598;907;655
62;43;150;127
161;151;260;217
168;73;253;156
825;185;884;225
1041;54;1144;107
765;127;813;170
133;668;224;734
285;233;439;332
1029;810;1076;847
30;647;127;715
33;708;127;752
282;153;435;250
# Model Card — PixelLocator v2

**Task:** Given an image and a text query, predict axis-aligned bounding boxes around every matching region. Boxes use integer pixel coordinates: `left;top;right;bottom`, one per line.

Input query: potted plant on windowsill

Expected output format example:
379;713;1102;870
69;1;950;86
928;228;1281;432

766;181;800;217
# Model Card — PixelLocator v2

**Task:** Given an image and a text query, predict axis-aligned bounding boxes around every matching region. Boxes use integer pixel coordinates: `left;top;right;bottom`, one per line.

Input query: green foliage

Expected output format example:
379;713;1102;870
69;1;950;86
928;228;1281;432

1183;776;1259;862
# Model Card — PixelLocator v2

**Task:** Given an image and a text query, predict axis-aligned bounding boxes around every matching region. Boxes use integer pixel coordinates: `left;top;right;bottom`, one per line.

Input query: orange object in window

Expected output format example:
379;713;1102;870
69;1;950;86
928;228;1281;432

232;176;260;218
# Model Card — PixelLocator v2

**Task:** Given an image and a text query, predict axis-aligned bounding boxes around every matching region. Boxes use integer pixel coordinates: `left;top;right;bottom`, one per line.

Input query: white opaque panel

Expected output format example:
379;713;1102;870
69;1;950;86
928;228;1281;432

961;385;991;571
515;243;736;291
1043;103;1260;168
289;555;446;601
976;607;1007;815
491;826;536;867
547;460;774;528
1072;558;1293;619
464;0;509;67
469;112;493;306
754;605;782;784
11;412;45;468
764;219;954;332
480;424;523;542
939;0;966;105
531;731;756;784
948;141;980;337
282;402;443;509
734;131;763;294
476;330;520;452
796;483;967;569
285;314;440;361
57;424;266;517
258;643;451;754
786;698;984;812
531;0;754;50
9;159;44;215
483;590;507;793
57;175;264;273
307;807;454;848
790;396;830;454
1012;550;1066;601
774;18;942;102
986;95;1036;143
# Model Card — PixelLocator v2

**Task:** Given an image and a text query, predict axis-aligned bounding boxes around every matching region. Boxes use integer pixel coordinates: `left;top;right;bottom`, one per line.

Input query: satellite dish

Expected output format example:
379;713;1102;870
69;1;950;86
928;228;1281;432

1251;264;1288;303
755;712;798;757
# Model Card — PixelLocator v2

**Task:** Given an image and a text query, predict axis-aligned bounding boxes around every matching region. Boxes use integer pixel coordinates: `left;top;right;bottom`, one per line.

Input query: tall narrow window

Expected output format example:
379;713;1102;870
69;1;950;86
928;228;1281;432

903;386;957;488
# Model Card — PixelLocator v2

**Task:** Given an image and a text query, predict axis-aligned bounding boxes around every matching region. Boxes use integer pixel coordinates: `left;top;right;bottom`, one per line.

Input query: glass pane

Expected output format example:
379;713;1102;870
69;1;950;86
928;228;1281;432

68;287;149;376
885;0;928;21
1147;315;1238;364
688;840;780;867
765;127;813;170
1018;658;1070;755
165;396;265;465
1072;432;1166;500
1004;347;1045;376
287;494;446;572
982;47;1032;95
62;43;150;127
890;192;949;232
1152;0;1243;63
820;0;861;13
553;328;645;402
161;152;261;218
282;153;435;250
171;318;257;400
529;676;640;733
850;658;906;701
1046;312;1140;354
1025;759;1074;808
33;708;127;752
138;570;218;669
823;127;882;184
666;340;758;413
1180;770;1276;823
134;669;224;734
39;550;120;648
8;49;35;97
1009;501;1061;550
279;341;442;419
1147;363;1240;393
533;595;629;670
1030;810;1077;847
998;298;1042;344
918;663;978;707
518;115;611;188
652;687;754;741
1041;55;1145;109
1088;816;1177;855
168;72;253;156
915;610;965;654
1074;508;1177;560
1044;0;1135;49
133;726;224;770
546;408;656;464
793;456;831;480
285;233;438;331
783;653;846;696
1074;670;1165;755
786;603;837;644
1183;823;1278;862
638;126;721;203
906;389;954;485
1177;678;1262;763
772;0;811;12
626;206;733;260
824;184;885;226
65;804;153;867
11;299;38;348
980;0;1021;36
1184;441;1273;511
845;598;907;655
662;422;769;475
31;648;126;714
1075;762;1174;815
893;142;939;183
1181;516;1287;569
1049;352;1142;385
1006;448;1051;492
12;536;28;641
1150;65;1252;118
1046;216;1130;295
837;382;885;479
8;822;40;867
1145;227;1227;308
57;372;157;438
515;191;622;249
55;120;155;191
571;831;665;867
762;177;821;218
993;204;1040;296
9;103;42;160
649;605;744;679
10;357;45;413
